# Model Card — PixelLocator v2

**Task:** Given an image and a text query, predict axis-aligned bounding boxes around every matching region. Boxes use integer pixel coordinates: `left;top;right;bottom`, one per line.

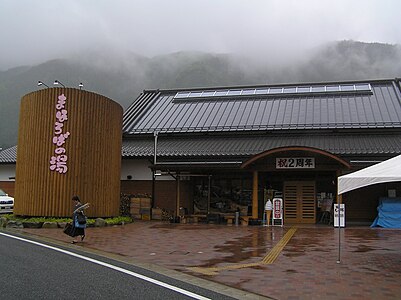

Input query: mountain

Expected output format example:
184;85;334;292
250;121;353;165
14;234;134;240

1;40;401;150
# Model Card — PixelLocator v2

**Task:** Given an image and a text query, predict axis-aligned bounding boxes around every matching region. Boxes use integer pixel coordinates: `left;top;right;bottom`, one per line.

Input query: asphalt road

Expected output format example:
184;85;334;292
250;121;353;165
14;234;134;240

0;232;236;300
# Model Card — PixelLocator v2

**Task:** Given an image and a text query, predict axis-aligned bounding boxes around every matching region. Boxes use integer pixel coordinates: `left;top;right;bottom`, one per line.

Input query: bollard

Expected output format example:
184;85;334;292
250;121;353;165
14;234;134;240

235;211;240;226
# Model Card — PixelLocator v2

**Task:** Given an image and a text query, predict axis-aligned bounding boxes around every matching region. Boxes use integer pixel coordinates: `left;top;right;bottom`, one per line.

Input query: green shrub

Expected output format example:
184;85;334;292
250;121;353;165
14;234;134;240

105;216;133;225
22;217;72;223
3;214;133;226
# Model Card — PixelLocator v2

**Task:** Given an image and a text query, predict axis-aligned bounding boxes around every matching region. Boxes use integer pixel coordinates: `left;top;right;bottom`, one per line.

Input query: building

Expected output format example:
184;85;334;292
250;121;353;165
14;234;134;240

120;78;401;224
2;78;401;223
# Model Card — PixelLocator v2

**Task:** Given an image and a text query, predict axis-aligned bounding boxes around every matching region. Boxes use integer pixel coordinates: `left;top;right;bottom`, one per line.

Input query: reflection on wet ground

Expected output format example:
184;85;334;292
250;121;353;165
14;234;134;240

20;222;401;300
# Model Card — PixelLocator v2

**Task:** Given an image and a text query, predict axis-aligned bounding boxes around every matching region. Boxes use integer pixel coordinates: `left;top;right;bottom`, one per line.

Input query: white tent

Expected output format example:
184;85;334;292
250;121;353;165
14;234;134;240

338;154;401;195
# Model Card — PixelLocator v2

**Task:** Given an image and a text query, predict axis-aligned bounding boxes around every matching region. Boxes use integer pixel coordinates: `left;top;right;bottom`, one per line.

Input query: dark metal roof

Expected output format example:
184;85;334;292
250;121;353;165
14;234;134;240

0;146;17;163
122;79;401;135
122;133;401;158
3;133;400;164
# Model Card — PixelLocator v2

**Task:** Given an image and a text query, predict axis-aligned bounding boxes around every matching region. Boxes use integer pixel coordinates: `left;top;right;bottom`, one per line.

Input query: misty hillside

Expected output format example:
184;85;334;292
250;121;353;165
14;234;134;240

1;40;401;150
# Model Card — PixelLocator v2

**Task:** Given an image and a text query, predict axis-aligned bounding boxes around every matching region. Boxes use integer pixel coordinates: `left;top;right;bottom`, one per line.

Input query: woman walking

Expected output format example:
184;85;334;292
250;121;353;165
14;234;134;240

70;195;87;244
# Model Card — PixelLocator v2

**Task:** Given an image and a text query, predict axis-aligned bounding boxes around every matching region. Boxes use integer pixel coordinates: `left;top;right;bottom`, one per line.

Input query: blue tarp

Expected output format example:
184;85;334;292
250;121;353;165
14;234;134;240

371;197;401;228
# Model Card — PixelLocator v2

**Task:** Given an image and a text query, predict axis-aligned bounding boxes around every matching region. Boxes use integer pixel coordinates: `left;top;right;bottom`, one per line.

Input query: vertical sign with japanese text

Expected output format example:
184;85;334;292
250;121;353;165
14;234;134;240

49;94;70;174
272;197;283;227
334;204;345;227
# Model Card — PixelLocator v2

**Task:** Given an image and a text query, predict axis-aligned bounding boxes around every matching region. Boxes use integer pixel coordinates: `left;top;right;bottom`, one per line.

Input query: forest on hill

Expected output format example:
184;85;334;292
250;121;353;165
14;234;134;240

1;40;401;149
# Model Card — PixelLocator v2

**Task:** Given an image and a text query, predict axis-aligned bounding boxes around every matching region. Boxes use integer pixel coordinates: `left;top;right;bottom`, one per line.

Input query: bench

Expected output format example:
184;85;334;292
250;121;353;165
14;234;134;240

181;214;207;224
223;215;250;226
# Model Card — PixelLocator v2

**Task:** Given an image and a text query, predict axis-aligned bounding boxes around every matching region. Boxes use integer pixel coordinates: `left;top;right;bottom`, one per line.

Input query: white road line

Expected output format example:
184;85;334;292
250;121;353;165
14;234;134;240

0;232;210;300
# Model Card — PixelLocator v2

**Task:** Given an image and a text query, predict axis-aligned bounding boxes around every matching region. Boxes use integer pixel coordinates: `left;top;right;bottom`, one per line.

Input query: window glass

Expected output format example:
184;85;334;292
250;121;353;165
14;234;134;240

215;90;229;96
297;87;311;93
255;89;268;94
175;92;190;98
340;85;355;91
242;89;256;95
227;90;242;96
269;88;283;94
311;86;325;92
188;92;202;97
326;86;340;92
283;87;297;93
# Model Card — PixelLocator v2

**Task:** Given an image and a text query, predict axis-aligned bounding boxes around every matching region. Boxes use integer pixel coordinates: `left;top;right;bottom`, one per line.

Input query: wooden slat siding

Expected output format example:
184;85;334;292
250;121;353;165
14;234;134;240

14;88;122;217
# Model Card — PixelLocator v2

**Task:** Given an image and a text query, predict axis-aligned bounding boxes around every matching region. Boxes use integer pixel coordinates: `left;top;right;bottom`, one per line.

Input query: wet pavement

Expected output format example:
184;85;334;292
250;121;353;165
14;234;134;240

17;221;401;299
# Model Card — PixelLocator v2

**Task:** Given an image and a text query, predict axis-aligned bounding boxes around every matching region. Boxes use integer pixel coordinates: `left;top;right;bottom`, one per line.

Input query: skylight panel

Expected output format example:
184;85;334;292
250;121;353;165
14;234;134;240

215;90;229;96
242;89;256;95
255;89;268;94
297;87;311;93
173;83;372;100
188;91;203;98
355;83;371;91
175;92;190;99
283;87;297;93
227;90;242;96
326;86;340;92
340;85;355;91
311;86;325;92
202;91;216;97
269;87;283;94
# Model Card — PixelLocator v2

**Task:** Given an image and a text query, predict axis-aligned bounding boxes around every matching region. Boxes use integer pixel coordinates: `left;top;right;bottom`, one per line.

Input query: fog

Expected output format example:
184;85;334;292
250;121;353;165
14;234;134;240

1;0;400;70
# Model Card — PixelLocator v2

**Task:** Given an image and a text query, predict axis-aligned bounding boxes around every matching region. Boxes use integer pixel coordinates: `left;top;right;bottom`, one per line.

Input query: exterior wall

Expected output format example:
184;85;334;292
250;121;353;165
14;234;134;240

14;88;122;217
0;181;15;197
121;159;174;181
121;159;152;180
0;164;16;181
0;164;16;196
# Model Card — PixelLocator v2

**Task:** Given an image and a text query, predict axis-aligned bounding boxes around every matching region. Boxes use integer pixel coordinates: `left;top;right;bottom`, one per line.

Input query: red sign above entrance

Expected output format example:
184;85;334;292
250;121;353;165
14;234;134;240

276;157;315;169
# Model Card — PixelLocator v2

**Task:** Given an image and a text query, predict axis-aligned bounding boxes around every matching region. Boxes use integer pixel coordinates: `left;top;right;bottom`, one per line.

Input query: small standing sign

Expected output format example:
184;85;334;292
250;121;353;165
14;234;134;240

272;198;283;227
334;204;345;227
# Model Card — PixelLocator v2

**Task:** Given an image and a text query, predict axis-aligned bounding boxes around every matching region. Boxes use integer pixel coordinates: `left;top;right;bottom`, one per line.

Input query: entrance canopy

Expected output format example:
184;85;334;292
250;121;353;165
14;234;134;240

338;155;401;195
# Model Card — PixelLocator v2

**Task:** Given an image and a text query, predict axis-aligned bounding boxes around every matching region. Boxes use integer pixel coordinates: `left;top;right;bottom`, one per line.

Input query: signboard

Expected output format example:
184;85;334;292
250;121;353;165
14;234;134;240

276;157;315;169
50;94;70;174
272;197;283;227
334;204;345;227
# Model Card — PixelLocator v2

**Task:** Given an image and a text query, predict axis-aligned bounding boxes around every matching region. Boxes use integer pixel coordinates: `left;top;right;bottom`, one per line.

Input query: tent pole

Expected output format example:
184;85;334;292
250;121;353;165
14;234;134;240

337;170;342;264
337;199;341;264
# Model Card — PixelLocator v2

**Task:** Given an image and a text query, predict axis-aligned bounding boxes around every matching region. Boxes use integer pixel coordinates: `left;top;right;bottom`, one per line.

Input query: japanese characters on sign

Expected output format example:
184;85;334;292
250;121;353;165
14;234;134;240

334;204;346;227
49;94;70;174
276;157;315;169
273;198;282;219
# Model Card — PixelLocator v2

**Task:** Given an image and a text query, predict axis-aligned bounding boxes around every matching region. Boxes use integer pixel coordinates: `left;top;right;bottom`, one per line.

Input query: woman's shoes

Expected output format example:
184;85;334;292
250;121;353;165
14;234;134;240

71;236;85;244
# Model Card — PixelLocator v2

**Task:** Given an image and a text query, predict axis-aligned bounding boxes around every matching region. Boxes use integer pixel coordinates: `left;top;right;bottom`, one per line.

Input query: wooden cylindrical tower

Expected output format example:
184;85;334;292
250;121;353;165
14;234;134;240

14;88;122;217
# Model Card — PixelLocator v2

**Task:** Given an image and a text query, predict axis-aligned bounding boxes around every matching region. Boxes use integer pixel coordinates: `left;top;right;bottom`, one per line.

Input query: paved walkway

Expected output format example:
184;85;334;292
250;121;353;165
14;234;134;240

19;221;401;299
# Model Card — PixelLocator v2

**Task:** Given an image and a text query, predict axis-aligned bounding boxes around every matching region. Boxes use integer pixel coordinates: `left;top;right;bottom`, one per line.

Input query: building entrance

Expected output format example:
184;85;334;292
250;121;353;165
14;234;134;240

284;181;316;223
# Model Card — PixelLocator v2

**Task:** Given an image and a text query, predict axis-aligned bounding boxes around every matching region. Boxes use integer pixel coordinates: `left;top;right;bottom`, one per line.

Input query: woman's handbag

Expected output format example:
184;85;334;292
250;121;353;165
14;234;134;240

63;222;72;236
77;213;87;225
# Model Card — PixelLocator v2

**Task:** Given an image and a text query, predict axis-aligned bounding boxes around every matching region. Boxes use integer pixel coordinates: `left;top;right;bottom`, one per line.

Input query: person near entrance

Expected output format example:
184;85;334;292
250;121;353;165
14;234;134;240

265;199;273;226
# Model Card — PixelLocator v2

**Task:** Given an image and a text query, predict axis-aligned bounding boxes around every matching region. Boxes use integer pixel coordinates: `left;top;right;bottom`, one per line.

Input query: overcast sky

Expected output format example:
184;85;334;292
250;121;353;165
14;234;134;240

1;0;400;70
